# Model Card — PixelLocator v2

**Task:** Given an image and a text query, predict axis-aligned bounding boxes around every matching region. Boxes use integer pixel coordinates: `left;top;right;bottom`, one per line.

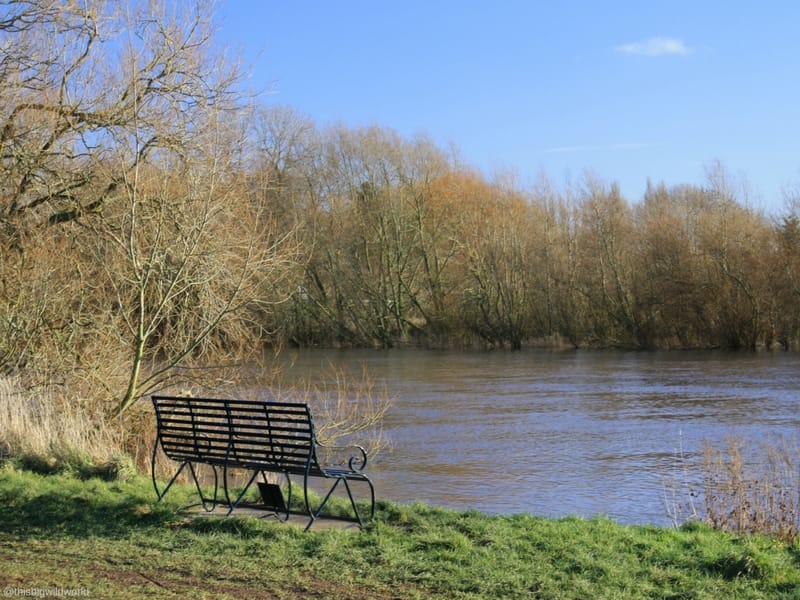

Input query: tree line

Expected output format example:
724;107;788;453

260;123;799;352
2;0;799;414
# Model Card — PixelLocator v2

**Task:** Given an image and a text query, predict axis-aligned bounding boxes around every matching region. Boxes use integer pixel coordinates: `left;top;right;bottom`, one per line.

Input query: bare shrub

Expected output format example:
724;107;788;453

214;360;392;459
702;435;800;542
279;363;392;458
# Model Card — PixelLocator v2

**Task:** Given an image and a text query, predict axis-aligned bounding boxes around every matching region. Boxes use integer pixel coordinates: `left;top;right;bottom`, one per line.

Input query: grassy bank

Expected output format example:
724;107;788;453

1;466;799;599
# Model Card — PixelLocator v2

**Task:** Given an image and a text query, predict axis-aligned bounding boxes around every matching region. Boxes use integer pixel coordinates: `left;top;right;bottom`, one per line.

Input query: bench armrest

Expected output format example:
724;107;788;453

315;441;369;472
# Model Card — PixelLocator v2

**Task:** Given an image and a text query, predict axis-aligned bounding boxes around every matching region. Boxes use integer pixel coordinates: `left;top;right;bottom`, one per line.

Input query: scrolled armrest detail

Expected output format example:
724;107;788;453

316;441;369;472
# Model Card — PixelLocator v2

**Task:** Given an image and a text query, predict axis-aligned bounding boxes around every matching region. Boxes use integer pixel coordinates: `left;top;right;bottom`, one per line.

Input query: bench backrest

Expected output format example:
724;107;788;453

152;395;322;474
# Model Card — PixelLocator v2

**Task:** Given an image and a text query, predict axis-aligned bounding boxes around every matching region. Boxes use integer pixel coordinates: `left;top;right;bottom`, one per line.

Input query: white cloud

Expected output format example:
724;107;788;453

616;36;690;57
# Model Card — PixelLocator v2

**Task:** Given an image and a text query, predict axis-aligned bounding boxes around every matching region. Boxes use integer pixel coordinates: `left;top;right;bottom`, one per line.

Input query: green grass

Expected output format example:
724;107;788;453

1;465;800;599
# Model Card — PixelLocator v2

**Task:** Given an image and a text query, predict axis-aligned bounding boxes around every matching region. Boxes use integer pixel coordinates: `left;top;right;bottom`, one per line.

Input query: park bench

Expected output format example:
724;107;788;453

150;395;375;530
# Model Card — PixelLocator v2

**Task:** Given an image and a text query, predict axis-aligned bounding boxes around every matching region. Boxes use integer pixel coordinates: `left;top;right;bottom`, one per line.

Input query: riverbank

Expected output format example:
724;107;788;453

1;466;798;599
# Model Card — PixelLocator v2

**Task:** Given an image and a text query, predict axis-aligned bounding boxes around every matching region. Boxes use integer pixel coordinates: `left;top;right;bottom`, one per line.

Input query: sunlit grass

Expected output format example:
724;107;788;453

2;466;800;599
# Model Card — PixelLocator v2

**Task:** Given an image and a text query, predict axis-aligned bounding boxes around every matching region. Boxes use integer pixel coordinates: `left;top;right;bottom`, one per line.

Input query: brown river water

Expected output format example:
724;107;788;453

274;348;800;526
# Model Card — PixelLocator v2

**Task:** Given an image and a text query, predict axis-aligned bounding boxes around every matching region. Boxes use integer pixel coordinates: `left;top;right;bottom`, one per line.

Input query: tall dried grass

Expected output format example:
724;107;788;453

662;430;700;528
0;375;127;474
702;435;800;542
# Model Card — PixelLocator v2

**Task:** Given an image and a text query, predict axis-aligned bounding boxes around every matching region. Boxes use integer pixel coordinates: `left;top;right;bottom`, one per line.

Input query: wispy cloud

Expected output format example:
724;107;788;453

545;142;658;154
616;36;690;57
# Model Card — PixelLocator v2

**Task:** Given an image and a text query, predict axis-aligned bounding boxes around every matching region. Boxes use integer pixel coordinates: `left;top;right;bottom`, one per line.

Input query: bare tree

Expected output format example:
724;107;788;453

446;172;535;348
696;166;774;348
0;0;241;236
88;108;302;413
296;125;437;347
0;1;305;413
575;176;639;346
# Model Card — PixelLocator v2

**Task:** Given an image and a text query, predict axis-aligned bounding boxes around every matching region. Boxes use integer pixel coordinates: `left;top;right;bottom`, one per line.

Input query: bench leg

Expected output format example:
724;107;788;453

345;476;376;523
283;473;293;519
151;439;175;502
151;439;220;511
191;462;220;512
153;464;220;515
153;461;220;512
340;476;376;527
153;460;186;503
224;470;292;522
224;467;260;515
303;475;376;532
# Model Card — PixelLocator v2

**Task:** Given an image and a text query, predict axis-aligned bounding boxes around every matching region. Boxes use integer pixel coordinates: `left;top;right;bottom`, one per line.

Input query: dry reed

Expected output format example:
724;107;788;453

702;435;800;542
0;375;127;474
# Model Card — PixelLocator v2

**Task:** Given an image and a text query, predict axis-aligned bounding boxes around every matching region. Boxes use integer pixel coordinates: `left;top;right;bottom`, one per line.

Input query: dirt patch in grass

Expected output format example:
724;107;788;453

0;541;406;600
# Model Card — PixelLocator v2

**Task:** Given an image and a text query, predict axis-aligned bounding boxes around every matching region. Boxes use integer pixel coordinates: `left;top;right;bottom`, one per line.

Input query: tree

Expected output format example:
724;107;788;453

92;116;301;414
634;182;710;347
0;0;240;237
454;173;537;348
574;176;639;346
695;166;774;348
413;169;477;341
248;105;319;231
0;0;303;413
291;125;444;347
770;183;800;347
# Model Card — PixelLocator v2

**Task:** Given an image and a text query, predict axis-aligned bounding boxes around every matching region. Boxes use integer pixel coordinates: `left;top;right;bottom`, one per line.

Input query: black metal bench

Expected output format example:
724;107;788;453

150;395;375;530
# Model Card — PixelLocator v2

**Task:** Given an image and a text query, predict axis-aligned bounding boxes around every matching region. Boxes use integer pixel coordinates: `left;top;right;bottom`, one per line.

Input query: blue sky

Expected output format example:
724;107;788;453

217;1;799;214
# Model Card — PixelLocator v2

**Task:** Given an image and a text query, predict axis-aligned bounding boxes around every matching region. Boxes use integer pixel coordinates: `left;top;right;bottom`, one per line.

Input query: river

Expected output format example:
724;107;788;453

275;348;799;526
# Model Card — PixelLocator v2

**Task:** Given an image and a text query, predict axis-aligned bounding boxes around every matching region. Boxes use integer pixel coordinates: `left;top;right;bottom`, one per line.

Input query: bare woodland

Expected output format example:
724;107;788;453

3;0;800;429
